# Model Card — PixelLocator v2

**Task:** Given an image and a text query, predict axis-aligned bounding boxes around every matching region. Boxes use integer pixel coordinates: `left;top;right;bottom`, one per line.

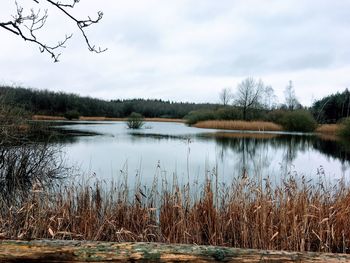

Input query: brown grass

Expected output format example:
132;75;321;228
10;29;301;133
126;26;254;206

79;116;184;122
32;115;184;123
144;118;184;123
81;116;184;123
32;115;66;121
1;173;350;253
194;120;283;132
316;124;340;135
79;116;125;121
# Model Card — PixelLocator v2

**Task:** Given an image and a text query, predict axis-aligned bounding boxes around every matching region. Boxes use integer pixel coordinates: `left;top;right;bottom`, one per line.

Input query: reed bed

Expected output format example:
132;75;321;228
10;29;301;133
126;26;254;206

32;115;184;123
144;118;184;123
1;172;350;254
32;115;66;121
316;124;340;135
80;117;184;123
79;116;125;121
194;120;283;132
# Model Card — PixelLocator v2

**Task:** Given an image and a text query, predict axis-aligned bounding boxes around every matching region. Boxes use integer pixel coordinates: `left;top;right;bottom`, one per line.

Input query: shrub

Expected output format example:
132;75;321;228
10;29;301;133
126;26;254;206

265;109;287;123
215;107;242;120
243;108;267;121
184;110;216;125
337;118;350;137
64;110;80;120
126;112;144;129
278;110;317;132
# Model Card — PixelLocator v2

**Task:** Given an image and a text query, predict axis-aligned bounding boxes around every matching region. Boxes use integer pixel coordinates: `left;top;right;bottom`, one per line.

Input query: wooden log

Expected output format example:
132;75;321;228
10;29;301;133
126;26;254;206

0;240;350;262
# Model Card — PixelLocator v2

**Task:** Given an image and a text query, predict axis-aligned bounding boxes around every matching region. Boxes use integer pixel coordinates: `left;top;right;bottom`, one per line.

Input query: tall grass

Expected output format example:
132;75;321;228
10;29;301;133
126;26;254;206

32;115;66;121
316;124;340;134
1;171;350;254
194;120;282;132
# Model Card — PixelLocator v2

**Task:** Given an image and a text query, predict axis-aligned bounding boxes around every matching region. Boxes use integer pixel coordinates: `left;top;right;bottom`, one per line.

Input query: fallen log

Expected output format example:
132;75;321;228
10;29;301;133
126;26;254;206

0;240;350;262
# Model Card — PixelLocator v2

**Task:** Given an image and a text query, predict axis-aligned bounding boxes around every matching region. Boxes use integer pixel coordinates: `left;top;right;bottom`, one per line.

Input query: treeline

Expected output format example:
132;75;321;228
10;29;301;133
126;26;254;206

1;84;349;126
0;86;219;118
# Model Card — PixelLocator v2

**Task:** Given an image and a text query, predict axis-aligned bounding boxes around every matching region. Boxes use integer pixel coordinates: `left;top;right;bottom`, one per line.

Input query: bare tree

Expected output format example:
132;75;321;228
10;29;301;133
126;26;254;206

262;85;278;110
284;80;300;110
219;87;232;106
234;77;264;120
0;0;106;62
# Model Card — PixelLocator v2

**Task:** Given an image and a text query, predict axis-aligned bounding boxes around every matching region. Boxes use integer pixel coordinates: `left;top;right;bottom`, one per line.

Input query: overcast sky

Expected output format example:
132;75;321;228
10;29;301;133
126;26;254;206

1;0;350;106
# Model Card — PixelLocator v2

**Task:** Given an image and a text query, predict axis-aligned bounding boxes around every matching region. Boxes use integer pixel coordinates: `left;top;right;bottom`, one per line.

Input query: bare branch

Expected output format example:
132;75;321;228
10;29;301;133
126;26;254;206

0;0;106;62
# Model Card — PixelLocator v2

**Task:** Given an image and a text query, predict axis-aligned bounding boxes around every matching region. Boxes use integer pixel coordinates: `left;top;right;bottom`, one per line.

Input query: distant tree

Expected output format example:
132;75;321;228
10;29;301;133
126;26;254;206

234;77;264;120
261;85;278;110
0;0;106;62
284;81;300;110
219;87;232;106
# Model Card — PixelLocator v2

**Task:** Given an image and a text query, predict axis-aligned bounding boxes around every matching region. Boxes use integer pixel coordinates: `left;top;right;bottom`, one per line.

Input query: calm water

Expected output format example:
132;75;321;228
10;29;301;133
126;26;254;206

54;121;350;185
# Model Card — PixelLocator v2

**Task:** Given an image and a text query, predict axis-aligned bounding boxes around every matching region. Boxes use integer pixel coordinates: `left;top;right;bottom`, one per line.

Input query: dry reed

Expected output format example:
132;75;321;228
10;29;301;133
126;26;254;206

32;115;184;123
79;116;125;121
144;118;184;123
194;120;283;132
1;172;350;254
80;117;184;123
316;124;340;135
32;115;66;121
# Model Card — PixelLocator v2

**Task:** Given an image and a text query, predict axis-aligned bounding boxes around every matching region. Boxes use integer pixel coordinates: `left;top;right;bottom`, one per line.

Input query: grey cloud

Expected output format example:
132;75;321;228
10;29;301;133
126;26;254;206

0;0;350;105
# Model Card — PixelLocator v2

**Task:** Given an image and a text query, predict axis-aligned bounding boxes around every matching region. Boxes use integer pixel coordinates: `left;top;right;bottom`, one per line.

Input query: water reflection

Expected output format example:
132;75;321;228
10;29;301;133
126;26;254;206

196;132;350;179
312;138;350;163
5;121;349;207
49;122;350;183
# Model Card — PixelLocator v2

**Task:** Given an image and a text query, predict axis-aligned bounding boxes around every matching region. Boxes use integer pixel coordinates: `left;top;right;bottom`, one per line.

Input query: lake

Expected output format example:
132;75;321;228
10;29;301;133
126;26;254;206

54;121;350;186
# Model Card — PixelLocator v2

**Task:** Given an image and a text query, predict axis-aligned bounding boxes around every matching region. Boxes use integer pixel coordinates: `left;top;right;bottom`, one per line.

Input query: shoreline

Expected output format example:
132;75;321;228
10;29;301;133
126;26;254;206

32;115;185;123
194;120;341;136
32;115;341;136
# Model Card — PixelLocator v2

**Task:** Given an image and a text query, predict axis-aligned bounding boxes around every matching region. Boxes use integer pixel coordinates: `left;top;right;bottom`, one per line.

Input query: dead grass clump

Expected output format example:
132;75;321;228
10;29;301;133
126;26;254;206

194;120;283;132
316;124;340;134
0;174;350;253
79;116;125;121
144;118;185;123
32;115;66;121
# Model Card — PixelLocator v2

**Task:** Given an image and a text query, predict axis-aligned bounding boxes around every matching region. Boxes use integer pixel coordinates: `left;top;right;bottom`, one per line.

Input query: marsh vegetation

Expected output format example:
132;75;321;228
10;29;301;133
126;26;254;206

1;170;350;253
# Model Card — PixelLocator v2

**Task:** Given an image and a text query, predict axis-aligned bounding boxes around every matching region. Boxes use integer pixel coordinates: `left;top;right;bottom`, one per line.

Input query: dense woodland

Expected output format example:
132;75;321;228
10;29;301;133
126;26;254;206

0;86;218;118
311;89;350;123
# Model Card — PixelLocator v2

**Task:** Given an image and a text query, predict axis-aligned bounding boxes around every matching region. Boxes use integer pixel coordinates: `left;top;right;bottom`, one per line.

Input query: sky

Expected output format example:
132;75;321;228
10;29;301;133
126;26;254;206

0;0;350;106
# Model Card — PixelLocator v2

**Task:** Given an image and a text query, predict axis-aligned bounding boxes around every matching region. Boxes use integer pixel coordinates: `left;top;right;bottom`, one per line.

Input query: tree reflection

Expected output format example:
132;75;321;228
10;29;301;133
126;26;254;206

312;138;350;163
197;132;350;177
